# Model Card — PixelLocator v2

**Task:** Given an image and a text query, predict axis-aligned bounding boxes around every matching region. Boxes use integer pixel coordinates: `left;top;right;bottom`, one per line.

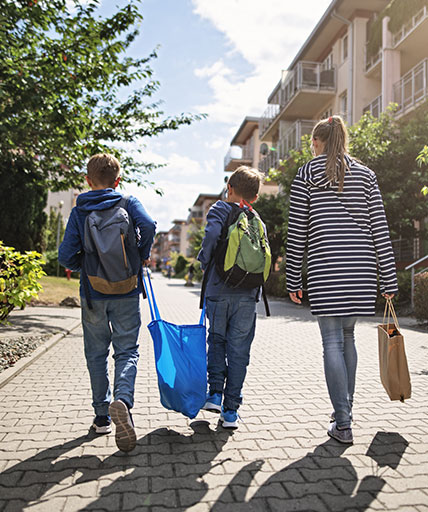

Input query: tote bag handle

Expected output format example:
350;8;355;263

383;297;401;332
143;271;206;326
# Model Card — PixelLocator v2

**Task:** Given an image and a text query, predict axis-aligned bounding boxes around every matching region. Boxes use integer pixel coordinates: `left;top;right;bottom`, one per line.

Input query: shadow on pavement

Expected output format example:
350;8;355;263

0;420;232;511
209;432;409;511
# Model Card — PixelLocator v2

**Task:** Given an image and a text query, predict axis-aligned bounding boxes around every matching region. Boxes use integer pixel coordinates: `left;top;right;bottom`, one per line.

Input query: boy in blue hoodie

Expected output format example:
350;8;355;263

59;153;156;452
198;166;265;429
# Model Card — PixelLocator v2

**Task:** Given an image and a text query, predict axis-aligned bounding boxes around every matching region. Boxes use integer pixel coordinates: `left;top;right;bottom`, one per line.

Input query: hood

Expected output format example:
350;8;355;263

302;154;353;189
76;189;123;212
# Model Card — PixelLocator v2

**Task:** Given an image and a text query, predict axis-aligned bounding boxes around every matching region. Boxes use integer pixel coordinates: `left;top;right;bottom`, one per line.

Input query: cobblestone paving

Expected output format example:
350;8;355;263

0;274;427;511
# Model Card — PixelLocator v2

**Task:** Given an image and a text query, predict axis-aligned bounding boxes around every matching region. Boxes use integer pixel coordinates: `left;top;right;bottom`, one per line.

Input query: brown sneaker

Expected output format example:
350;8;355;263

109;400;137;452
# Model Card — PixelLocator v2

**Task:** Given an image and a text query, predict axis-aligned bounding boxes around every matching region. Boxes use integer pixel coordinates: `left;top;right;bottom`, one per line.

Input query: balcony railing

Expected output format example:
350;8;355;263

260;62;336;137
259;150;279;175
392;5;428;47
364;46;382;74
363;94;382;118
278;120;316;160
393;58;428;115
224;143;253;169
260;104;280;139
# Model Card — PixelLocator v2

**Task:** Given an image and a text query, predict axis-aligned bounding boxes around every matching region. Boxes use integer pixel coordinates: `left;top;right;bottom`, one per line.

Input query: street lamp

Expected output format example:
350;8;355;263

56;200;64;277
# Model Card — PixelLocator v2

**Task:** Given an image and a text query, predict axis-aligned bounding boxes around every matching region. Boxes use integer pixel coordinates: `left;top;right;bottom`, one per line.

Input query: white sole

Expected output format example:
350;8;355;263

203;401;222;413
109;400;137;452
93;424;112;435
220;415;238;429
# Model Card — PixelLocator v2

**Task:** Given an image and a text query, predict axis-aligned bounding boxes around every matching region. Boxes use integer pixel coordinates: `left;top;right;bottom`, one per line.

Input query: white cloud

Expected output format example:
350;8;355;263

191;0;332;123
122;149;222;231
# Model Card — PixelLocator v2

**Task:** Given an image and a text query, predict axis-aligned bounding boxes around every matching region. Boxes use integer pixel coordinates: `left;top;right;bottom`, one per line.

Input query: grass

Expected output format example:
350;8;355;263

33;275;80;305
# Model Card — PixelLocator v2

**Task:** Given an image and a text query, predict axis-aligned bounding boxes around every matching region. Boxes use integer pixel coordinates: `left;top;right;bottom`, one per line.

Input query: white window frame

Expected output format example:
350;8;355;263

339;91;348;120
342;34;348;62
322;52;333;71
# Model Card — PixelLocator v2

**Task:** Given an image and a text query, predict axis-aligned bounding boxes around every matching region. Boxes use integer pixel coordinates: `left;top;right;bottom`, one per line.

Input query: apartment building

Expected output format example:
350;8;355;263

224;116;279;195
258;0;428;173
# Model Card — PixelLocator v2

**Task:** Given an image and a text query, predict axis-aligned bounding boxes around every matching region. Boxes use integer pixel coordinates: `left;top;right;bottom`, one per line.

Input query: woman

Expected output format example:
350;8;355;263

285;115;397;444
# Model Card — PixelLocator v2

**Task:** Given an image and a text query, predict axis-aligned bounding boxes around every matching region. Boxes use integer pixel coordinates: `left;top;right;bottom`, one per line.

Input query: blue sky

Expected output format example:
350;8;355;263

100;0;332;231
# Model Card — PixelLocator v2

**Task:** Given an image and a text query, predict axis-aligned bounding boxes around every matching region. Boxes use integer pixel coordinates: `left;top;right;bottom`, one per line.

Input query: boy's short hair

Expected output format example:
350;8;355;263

228;166;263;200
87;153;121;188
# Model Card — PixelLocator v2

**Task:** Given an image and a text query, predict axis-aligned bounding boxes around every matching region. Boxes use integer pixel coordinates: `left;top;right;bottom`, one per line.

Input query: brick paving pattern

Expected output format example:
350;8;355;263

0;273;427;511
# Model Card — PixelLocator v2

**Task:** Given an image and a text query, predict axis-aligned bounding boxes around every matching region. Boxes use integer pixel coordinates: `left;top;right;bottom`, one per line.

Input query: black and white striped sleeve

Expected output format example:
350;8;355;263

286;173;310;292
368;174;398;294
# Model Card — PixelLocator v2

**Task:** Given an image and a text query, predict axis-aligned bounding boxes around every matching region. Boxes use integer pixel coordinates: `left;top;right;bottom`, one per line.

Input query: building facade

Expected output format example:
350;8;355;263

224;116;279;195
258;0;428;174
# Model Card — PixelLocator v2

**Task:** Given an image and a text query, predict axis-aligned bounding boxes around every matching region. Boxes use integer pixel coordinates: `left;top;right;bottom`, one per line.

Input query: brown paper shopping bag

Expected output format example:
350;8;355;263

377;298;411;402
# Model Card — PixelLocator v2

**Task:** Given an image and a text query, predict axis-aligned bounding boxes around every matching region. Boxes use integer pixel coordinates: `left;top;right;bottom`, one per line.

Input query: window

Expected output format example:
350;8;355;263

339;91;348;119
322;52;333;70
342;34;348;62
320;107;333;120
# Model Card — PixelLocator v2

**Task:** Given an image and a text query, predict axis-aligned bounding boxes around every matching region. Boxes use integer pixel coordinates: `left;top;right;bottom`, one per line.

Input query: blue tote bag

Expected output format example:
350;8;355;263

143;272;207;419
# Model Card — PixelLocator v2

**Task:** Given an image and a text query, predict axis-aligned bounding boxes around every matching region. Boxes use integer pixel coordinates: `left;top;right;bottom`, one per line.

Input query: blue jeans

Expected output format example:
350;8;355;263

206;295;257;411
81;296;141;416
317;316;357;429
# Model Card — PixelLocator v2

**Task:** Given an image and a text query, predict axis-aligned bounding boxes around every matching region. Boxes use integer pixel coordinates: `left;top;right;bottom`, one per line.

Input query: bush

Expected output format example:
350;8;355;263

43;249;59;276
414;272;428;322
174;255;188;275
0;242;46;324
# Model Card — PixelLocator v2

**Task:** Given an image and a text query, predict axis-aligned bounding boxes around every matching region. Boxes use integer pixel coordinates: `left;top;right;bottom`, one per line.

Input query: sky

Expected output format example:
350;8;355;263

102;0;333;231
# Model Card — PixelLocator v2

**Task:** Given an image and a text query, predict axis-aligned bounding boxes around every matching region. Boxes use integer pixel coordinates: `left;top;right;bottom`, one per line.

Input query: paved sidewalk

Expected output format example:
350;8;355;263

0;274;427;511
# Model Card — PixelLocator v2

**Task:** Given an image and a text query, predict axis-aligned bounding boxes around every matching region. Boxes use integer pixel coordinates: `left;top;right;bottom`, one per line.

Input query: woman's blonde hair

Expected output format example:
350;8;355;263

312;115;349;192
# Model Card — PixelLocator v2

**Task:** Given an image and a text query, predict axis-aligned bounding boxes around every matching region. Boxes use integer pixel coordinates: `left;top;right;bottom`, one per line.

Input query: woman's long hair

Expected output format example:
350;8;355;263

312;115;349;192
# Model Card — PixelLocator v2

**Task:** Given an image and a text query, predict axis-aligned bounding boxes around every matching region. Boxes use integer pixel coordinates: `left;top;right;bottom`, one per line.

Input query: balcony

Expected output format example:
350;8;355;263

393;58;428;116
260;62;336;140
277;120;316;161
364;46;382;76
363;94;382;118
224;143;253;172
259;150;279;175
392;5;428;48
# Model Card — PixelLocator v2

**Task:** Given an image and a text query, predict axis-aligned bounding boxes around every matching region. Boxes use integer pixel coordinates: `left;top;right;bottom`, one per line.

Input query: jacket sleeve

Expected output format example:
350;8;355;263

127;196;156;260
58;208;83;271
368;174;398;294
197;202;228;271
286;173;310;292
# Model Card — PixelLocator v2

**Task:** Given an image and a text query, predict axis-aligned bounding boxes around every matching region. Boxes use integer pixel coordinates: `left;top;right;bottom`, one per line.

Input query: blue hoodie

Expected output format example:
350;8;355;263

58;189;156;300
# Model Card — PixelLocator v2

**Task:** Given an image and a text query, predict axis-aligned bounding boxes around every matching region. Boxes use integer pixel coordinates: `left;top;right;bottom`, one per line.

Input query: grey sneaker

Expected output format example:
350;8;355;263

109;400;137;452
328;421;353;444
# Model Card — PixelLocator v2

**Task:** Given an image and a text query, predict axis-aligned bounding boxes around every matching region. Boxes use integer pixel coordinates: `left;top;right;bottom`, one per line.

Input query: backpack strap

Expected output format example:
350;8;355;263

119;196;147;300
261;284;270;317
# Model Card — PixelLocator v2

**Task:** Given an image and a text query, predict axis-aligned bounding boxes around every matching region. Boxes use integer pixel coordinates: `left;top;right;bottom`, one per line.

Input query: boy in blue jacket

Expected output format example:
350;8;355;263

59;153;156;452
198;166;265;429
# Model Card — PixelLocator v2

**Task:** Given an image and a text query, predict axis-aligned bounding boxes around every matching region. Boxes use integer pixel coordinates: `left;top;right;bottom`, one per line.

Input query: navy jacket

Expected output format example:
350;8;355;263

197;200;258;299
58;189;156;300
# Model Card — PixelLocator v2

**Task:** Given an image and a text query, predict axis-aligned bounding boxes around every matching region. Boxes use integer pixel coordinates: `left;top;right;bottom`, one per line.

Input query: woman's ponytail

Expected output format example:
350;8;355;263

312;115;349;192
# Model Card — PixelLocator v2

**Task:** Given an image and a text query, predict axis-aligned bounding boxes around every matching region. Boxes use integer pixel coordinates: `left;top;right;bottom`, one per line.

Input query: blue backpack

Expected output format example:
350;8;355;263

83;197;141;297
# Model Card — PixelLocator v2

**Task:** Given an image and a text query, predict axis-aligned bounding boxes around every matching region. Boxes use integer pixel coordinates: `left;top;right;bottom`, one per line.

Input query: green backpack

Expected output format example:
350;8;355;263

214;204;271;289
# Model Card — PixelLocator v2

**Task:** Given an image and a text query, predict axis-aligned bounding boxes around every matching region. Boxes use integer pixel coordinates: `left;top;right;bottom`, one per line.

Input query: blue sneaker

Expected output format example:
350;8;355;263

92;415;112;435
220;406;239;429
203;392;222;413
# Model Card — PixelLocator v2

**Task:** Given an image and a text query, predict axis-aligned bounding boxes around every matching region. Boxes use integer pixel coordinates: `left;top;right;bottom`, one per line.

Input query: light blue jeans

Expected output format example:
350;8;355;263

206;295;257;411
81;296;141;416
317;316;357;429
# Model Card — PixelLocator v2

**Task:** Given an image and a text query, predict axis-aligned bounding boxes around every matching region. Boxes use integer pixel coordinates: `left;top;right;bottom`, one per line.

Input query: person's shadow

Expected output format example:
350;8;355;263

210;431;409;511
0;420;232;511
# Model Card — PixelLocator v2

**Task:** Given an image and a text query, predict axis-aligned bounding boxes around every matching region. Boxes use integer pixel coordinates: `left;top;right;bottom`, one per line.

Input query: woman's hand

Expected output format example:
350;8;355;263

289;290;303;304
382;293;395;300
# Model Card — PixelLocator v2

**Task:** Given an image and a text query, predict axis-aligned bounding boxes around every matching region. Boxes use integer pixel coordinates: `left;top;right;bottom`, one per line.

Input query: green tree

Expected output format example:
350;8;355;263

254;193;288;268
0;0;204;251
187;221;205;259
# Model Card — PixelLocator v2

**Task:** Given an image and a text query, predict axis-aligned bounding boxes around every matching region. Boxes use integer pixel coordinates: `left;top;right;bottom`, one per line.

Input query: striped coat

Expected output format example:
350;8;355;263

286;154;398;316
